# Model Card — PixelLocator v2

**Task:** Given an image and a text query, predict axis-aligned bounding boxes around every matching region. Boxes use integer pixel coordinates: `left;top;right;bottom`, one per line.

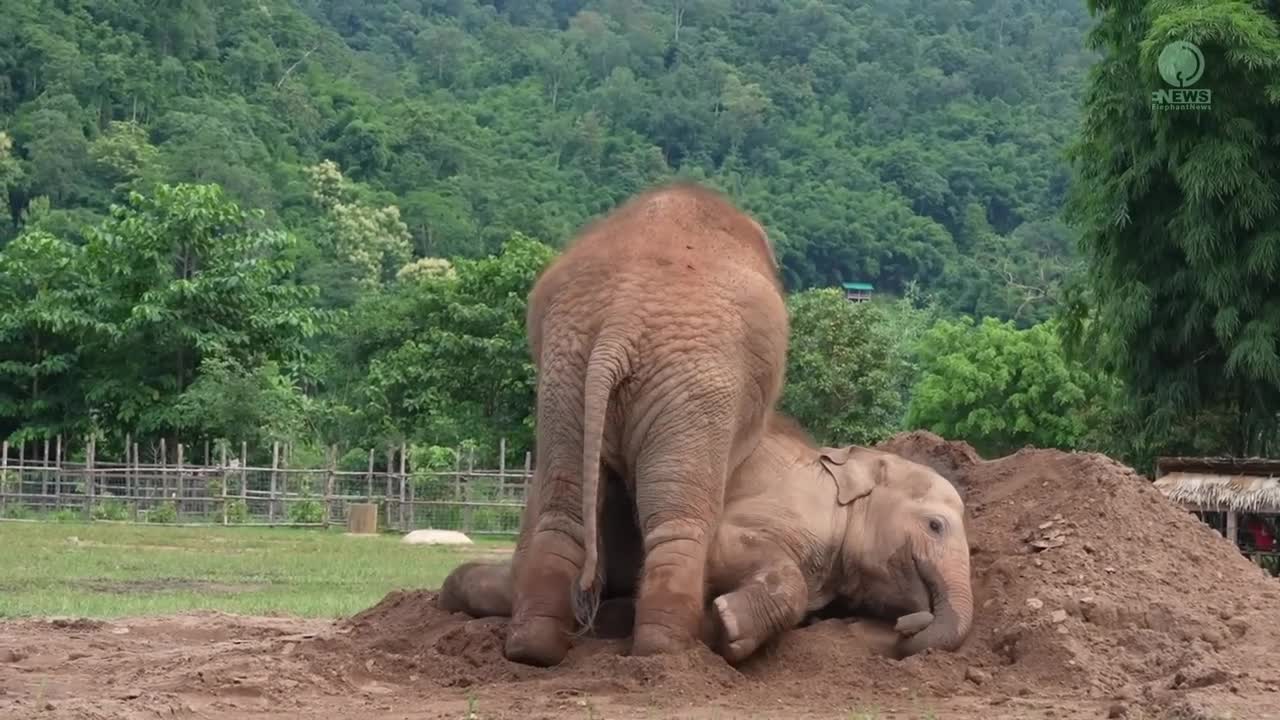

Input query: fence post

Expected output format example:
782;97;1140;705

398;442;408;531
220;441;229;526
384;446;394;530
1;441;8;516
324;444;336;529
83;436;96;521
407;456;416;531
42;437;50;500
463;448;475;534
498;437;507;498
366;448;374;502
176;443;185;520
131;441;140;521
239;441;248;509
55;434;63;512
159;438;168;504
270;441;279;523
122;433;131;503
523;451;532;504
453;446;462;504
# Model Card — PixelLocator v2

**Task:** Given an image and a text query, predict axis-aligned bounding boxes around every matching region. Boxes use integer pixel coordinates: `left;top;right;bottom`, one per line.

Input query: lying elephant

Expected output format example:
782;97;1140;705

440;414;974;663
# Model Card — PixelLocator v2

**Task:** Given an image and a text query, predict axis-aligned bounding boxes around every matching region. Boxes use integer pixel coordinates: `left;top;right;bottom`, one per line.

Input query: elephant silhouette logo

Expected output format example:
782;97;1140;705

1157;40;1205;88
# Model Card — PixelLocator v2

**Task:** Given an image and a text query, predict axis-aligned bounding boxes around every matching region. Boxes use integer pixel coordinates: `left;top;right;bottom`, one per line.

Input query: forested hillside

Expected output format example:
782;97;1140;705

5;0;1274;477
1;0;1094;320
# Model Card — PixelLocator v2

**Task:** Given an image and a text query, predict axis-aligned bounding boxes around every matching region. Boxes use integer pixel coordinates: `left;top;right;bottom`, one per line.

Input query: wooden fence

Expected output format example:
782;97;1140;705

0;437;529;535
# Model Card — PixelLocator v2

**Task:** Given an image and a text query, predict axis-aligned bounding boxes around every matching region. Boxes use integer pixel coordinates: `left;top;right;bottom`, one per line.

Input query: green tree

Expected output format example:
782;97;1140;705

0;133;23;224
1064;0;1280;457
333;233;555;460
780;288;914;446
905;316;1114;457
79;183;327;440
171;357;312;451
0;230;96;442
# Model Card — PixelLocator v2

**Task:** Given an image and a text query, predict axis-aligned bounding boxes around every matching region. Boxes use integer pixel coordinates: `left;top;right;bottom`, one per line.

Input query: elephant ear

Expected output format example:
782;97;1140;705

818;446;885;505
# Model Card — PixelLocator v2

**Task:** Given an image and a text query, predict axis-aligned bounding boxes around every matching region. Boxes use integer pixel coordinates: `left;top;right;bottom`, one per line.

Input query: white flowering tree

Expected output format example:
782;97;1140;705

305;160;412;290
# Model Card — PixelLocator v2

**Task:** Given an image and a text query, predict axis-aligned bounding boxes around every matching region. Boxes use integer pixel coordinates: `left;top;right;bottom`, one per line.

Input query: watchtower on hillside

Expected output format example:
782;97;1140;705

841;282;873;302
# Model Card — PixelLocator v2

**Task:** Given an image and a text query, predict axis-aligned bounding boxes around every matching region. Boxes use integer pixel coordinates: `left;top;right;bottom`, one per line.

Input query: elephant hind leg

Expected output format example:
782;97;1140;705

505;467;587;667
629;442;734;657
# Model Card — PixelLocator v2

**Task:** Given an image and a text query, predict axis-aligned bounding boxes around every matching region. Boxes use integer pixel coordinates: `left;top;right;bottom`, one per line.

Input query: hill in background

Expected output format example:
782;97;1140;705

1;0;1095;322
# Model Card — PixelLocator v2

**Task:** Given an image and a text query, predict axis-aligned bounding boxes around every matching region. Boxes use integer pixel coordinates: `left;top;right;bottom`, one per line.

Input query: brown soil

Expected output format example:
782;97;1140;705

4;436;1280;720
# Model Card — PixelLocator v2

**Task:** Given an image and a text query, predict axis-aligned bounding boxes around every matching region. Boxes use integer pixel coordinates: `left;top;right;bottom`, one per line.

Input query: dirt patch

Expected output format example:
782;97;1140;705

3;437;1280;719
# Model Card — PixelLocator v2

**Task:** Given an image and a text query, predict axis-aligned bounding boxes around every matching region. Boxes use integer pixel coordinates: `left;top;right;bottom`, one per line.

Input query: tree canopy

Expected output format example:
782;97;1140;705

1;0;1095;323
1064;0;1280;459
1;0;1277;472
905;316;1115;457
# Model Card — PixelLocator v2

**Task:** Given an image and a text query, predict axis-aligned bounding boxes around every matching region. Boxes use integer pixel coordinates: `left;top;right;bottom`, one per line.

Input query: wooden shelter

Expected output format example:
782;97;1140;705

842;281;873;302
1154;456;1280;575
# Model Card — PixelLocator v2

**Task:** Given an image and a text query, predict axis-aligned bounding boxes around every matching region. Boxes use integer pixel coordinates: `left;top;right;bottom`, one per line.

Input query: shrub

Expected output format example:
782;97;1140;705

1;504;33;519
92;499;130;521
287;493;326;524
224;499;249;524
148;501;178;524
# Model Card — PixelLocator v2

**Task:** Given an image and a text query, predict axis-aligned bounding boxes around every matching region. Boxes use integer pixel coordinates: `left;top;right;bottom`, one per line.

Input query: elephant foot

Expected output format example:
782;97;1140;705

711;593;764;664
631;617;699;657
504;616;571;667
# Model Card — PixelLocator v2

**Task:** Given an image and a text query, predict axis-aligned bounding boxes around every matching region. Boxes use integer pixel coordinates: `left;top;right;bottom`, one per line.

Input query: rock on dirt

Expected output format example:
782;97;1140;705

966;667;992;685
400;529;474;545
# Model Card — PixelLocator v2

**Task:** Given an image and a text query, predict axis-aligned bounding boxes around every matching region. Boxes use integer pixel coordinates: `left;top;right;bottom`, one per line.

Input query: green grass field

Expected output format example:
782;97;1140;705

0;520;514;619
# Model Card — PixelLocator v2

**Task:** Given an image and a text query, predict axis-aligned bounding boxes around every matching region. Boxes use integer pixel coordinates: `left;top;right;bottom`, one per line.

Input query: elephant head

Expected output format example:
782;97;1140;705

818;445;974;657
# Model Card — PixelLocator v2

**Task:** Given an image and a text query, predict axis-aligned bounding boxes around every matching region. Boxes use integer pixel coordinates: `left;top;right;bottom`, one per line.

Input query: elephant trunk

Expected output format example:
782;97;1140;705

896;548;973;657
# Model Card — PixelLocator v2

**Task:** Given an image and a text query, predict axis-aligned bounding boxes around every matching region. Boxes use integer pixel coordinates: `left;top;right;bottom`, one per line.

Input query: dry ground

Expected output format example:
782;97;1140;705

3;433;1280;720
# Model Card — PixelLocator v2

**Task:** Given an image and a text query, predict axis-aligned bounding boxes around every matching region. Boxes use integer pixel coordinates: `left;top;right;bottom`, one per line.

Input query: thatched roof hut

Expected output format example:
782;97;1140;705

1154;456;1280;545
1153;472;1280;513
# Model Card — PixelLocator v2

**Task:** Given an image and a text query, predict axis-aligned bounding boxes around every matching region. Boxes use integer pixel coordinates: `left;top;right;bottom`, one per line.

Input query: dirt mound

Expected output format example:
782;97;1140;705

287;440;1280;717
955;449;1280;706
876;429;984;495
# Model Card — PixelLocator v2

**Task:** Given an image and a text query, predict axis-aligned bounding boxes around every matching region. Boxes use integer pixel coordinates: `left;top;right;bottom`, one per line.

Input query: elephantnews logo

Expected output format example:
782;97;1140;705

1152;40;1211;111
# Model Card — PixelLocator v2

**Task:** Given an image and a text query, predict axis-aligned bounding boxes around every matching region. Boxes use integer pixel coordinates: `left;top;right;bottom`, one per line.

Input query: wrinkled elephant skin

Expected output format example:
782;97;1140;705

439;412;975;664
503;182;789;666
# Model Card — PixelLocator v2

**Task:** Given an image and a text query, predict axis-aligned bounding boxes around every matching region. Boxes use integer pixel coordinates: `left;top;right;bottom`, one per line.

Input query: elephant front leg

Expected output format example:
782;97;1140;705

709;560;808;664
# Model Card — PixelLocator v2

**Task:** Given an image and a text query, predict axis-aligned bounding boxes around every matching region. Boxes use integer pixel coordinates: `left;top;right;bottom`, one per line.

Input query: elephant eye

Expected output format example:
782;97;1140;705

928;518;945;535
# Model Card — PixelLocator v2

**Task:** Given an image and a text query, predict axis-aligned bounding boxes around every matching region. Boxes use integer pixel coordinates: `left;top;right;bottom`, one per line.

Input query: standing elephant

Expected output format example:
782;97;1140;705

505;182;789;666
438;413;975;663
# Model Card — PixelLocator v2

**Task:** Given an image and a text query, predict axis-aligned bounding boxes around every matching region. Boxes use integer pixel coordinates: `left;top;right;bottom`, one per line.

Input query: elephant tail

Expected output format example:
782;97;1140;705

578;332;631;595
